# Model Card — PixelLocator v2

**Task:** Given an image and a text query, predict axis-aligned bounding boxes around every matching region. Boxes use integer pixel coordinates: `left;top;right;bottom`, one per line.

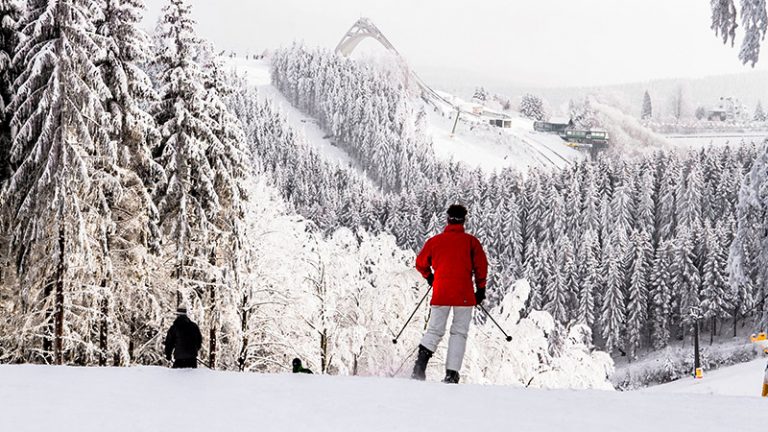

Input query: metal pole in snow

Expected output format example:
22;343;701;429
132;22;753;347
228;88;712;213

690;306;703;379
391;287;431;344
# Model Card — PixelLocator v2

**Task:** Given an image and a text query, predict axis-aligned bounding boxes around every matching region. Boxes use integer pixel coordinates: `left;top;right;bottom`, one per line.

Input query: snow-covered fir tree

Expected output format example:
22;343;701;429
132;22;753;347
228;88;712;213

626;229;651;359
0;0;21;183
600;236;626;354
2;0;111;364
649;240;674;348
641;90;652;120
151;0;220;307
472;86;488;103
92;0;166;366
519;93;546;121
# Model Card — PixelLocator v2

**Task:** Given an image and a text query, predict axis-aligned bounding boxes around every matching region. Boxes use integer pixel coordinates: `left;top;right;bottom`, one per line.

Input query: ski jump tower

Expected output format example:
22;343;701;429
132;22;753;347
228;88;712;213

335;18;400;57
334;18;456;110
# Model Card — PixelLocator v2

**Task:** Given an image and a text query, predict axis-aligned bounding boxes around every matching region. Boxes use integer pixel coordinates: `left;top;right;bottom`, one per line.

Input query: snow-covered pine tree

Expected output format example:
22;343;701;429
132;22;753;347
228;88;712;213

581;166;600;233
675;227;702;330
502;197;524;279
649;240;674;349
570;97;600;129
656;156;679;242
92;0;167;366
695;105;707;120
600;233;626;354
641;90;653;120
2;0;111;364
701;223;730;342
576;229;600;326
472;86;488;103
633;169;655;242
197;41;252;368
545;236;573;324
609;179;632;245
728;145;767;332
711;0;767;66
541;184;565;246
755;100;766;121
152;0;220;308
677;162;703;230
519;93;546;121
626;229;651;359
0;0;21;184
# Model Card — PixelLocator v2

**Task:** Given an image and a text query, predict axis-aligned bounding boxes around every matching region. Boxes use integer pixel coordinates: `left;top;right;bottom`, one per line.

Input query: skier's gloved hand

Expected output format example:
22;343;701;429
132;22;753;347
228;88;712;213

426;274;434;287
475;288;486;304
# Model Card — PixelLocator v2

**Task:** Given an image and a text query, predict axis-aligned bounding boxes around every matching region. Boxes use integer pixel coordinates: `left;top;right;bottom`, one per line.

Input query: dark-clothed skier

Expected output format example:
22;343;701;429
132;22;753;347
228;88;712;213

412;204;488;384
164;307;202;369
292;358;313;374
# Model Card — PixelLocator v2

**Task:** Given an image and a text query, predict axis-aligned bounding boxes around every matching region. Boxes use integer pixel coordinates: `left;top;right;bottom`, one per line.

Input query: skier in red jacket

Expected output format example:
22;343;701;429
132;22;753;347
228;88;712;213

411;204;488;384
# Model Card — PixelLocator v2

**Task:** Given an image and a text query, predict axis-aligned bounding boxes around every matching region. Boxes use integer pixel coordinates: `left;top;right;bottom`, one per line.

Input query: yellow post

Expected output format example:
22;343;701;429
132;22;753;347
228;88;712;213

695;368;703;379
763;367;768;397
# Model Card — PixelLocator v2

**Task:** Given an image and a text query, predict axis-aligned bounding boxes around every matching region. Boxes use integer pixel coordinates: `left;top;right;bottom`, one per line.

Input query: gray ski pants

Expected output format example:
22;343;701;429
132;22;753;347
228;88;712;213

420;306;473;372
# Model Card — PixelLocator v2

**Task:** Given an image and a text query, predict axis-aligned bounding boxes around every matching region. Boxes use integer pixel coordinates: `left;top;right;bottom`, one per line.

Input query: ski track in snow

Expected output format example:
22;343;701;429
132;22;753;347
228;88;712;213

1;364;766;432
225;58;359;170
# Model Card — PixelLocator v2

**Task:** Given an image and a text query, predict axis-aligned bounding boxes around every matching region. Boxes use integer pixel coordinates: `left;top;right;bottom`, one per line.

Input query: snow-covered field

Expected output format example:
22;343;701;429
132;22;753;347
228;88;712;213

647;358;766;397
425;108;583;172
664;132;768;148
2;364;766;432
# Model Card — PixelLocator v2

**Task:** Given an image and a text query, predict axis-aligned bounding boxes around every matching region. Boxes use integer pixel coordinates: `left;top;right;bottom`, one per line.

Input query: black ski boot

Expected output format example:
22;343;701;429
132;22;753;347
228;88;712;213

442;370;460;384
411;345;433;380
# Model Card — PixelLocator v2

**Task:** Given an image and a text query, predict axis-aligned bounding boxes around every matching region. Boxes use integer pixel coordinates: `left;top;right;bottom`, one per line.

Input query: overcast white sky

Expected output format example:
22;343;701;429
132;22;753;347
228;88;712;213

142;0;765;87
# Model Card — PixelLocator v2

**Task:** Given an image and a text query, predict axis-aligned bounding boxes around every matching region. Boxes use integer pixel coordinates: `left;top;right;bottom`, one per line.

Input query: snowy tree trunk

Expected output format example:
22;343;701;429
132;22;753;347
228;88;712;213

54;223;65;365
99;282;109;367
209;247;217;369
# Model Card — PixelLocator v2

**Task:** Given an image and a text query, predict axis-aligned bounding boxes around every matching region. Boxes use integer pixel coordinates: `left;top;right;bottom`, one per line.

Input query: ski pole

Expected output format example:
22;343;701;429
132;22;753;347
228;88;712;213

476;304;513;342
391;287;432;344
197;358;212;369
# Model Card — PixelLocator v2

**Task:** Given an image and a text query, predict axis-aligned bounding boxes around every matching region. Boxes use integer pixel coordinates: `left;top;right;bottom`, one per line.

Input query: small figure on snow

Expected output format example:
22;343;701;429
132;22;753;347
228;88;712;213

164;307;202;369
292;358;313;374
411;205;488;384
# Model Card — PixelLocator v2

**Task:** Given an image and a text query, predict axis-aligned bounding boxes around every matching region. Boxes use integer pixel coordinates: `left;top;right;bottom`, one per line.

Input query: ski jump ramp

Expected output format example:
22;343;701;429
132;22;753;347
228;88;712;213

335;18;458;110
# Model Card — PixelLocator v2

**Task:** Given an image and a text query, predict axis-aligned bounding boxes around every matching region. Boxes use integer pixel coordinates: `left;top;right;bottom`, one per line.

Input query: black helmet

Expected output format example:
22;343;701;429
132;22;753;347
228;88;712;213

447;204;467;224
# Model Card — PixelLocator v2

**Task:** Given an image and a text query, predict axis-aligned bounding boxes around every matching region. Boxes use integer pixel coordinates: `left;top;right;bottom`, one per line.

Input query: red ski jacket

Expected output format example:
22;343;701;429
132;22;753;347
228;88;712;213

415;224;488;306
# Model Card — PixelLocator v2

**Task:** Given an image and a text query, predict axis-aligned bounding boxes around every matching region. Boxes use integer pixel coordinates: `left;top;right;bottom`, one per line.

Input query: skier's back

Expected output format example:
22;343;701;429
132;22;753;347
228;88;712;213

411;204;488;384
164;307;202;369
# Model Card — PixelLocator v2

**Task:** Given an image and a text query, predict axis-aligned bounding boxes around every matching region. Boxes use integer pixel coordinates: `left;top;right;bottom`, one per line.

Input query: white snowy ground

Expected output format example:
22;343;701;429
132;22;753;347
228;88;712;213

647;358;767;397
425;107;584;172
664;132;768;148
2;364;766;432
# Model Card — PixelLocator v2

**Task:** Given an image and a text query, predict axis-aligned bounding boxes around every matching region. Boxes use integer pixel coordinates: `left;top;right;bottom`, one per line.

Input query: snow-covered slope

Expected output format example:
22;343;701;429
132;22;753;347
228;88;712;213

225;57;358;169
227;56;582;173
425;108;583;171
2;364;766;432
647;358;767;397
